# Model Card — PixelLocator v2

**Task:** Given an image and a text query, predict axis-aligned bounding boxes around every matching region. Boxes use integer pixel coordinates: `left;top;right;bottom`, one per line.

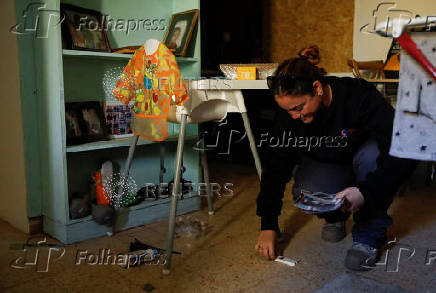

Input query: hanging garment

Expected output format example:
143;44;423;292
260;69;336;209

112;41;189;141
390;32;436;161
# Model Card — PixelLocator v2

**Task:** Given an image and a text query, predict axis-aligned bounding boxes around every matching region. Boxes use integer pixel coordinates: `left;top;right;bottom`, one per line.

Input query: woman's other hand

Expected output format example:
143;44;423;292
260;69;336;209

335;187;365;212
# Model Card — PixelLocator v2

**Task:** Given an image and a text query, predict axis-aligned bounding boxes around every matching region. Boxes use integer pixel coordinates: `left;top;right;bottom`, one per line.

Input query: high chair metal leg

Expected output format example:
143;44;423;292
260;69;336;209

159;142;166;185
241;112;262;179
116;135;139;209
232;90;262;179
110;134;139;235
163;114;187;275
200;137;214;215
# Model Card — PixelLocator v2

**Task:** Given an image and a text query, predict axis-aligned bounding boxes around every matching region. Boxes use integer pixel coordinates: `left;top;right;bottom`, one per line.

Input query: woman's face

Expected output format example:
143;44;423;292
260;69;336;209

274;94;322;124
274;80;324;124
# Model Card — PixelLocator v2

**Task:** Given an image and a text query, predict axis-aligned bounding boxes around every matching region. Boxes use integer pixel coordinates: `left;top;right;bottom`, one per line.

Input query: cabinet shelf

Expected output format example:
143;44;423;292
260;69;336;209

66;134;199;153
62;49;199;63
68;191;197;225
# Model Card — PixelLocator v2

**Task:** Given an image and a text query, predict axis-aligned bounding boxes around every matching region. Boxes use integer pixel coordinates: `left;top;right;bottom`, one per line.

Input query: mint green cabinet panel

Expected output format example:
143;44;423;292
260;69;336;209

15;0;43;217
35;0;69;223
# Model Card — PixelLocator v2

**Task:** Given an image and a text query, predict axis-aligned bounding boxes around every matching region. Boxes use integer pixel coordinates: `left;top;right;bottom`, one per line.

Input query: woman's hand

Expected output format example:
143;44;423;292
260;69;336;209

335;187;365;212
254;230;277;260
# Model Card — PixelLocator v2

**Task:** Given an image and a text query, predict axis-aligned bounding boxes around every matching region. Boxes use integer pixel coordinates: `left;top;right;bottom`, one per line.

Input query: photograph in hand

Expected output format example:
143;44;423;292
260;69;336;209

294;190;345;214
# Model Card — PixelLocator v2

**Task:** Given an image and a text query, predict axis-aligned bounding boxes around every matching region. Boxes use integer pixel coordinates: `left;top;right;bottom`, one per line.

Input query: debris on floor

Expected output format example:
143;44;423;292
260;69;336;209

142;283;155;292
129;238;181;255
175;216;206;238
125;238;181;269
275;256;298;267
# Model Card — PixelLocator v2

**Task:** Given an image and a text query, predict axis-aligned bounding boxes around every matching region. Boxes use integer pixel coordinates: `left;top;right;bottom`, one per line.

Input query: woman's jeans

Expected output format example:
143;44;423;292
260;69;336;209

291;140;393;248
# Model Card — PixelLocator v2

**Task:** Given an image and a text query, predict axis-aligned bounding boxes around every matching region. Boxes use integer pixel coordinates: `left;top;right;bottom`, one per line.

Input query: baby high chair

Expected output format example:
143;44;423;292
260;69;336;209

116;39;262;274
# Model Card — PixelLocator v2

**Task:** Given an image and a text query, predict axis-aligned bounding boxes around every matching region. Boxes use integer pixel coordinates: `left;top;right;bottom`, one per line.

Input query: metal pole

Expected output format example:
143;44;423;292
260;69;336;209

163;114;187;275
110;134;139;235
159;142;166;185
115;135;139;209
200;137;214;215
241;112;262;179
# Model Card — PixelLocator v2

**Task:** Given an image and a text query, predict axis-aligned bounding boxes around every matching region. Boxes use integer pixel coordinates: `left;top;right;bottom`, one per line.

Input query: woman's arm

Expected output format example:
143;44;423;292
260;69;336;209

256;108;297;231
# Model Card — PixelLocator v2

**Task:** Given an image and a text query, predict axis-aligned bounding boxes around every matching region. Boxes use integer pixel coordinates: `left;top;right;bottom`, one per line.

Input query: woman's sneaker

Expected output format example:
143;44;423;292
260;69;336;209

321;221;346;242
345;242;379;271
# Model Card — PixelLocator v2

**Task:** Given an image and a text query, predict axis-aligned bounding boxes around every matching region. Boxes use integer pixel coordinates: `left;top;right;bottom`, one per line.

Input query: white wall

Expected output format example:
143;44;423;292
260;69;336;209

0;0;29;233
354;0;436;61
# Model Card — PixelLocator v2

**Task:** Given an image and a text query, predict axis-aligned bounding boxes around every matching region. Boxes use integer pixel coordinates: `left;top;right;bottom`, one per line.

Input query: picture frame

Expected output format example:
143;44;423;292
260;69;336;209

60;3;111;52
65;102;109;146
163;9;199;56
103;101;134;138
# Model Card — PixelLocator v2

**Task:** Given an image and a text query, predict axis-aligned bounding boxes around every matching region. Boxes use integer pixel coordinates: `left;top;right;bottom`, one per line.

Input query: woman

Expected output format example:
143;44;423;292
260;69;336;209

254;46;418;271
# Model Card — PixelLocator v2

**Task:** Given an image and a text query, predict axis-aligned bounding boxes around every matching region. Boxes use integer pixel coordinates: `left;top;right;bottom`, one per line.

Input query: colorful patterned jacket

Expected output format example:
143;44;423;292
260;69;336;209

113;41;188;141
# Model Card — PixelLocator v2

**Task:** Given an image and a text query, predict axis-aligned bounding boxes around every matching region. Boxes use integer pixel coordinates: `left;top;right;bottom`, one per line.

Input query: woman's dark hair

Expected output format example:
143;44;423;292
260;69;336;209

268;45;327;96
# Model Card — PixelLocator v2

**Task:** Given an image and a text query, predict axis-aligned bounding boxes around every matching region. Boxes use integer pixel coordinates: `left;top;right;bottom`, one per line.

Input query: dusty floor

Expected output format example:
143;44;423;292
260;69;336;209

0;162;435;293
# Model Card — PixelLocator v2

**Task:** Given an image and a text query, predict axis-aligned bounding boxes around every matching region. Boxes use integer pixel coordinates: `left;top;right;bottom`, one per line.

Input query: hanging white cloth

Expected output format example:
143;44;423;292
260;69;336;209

390;32;436;161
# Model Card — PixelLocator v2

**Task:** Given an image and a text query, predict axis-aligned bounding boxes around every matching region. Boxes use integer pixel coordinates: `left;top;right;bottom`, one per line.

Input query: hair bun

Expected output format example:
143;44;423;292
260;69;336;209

297;45;320;65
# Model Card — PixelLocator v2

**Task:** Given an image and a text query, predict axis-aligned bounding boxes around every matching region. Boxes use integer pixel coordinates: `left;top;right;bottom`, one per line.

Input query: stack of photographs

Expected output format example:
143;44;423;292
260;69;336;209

104;101;134;138
294;190;345;214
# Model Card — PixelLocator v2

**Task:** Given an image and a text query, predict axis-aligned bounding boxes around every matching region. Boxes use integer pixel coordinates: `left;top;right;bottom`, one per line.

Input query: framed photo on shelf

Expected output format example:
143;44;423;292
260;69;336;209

65;102;109;146
103;101;134;138
163;9;199;56
60;3;111;52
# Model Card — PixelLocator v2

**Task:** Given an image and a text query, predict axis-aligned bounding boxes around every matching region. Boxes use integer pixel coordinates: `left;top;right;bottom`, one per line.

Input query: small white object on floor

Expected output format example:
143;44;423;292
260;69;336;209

275;256;297;267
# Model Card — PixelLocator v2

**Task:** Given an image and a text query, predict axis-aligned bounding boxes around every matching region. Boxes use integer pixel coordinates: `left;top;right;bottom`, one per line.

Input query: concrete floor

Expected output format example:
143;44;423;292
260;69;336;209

0;162;435;292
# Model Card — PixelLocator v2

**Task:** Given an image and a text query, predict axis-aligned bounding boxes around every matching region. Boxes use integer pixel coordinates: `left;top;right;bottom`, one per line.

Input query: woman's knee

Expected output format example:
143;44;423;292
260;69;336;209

292;155;355;198
353;140;380;183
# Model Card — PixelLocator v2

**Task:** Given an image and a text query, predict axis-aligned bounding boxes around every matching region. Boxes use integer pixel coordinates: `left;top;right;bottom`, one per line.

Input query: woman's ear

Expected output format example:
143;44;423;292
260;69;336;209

312;80;323;96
